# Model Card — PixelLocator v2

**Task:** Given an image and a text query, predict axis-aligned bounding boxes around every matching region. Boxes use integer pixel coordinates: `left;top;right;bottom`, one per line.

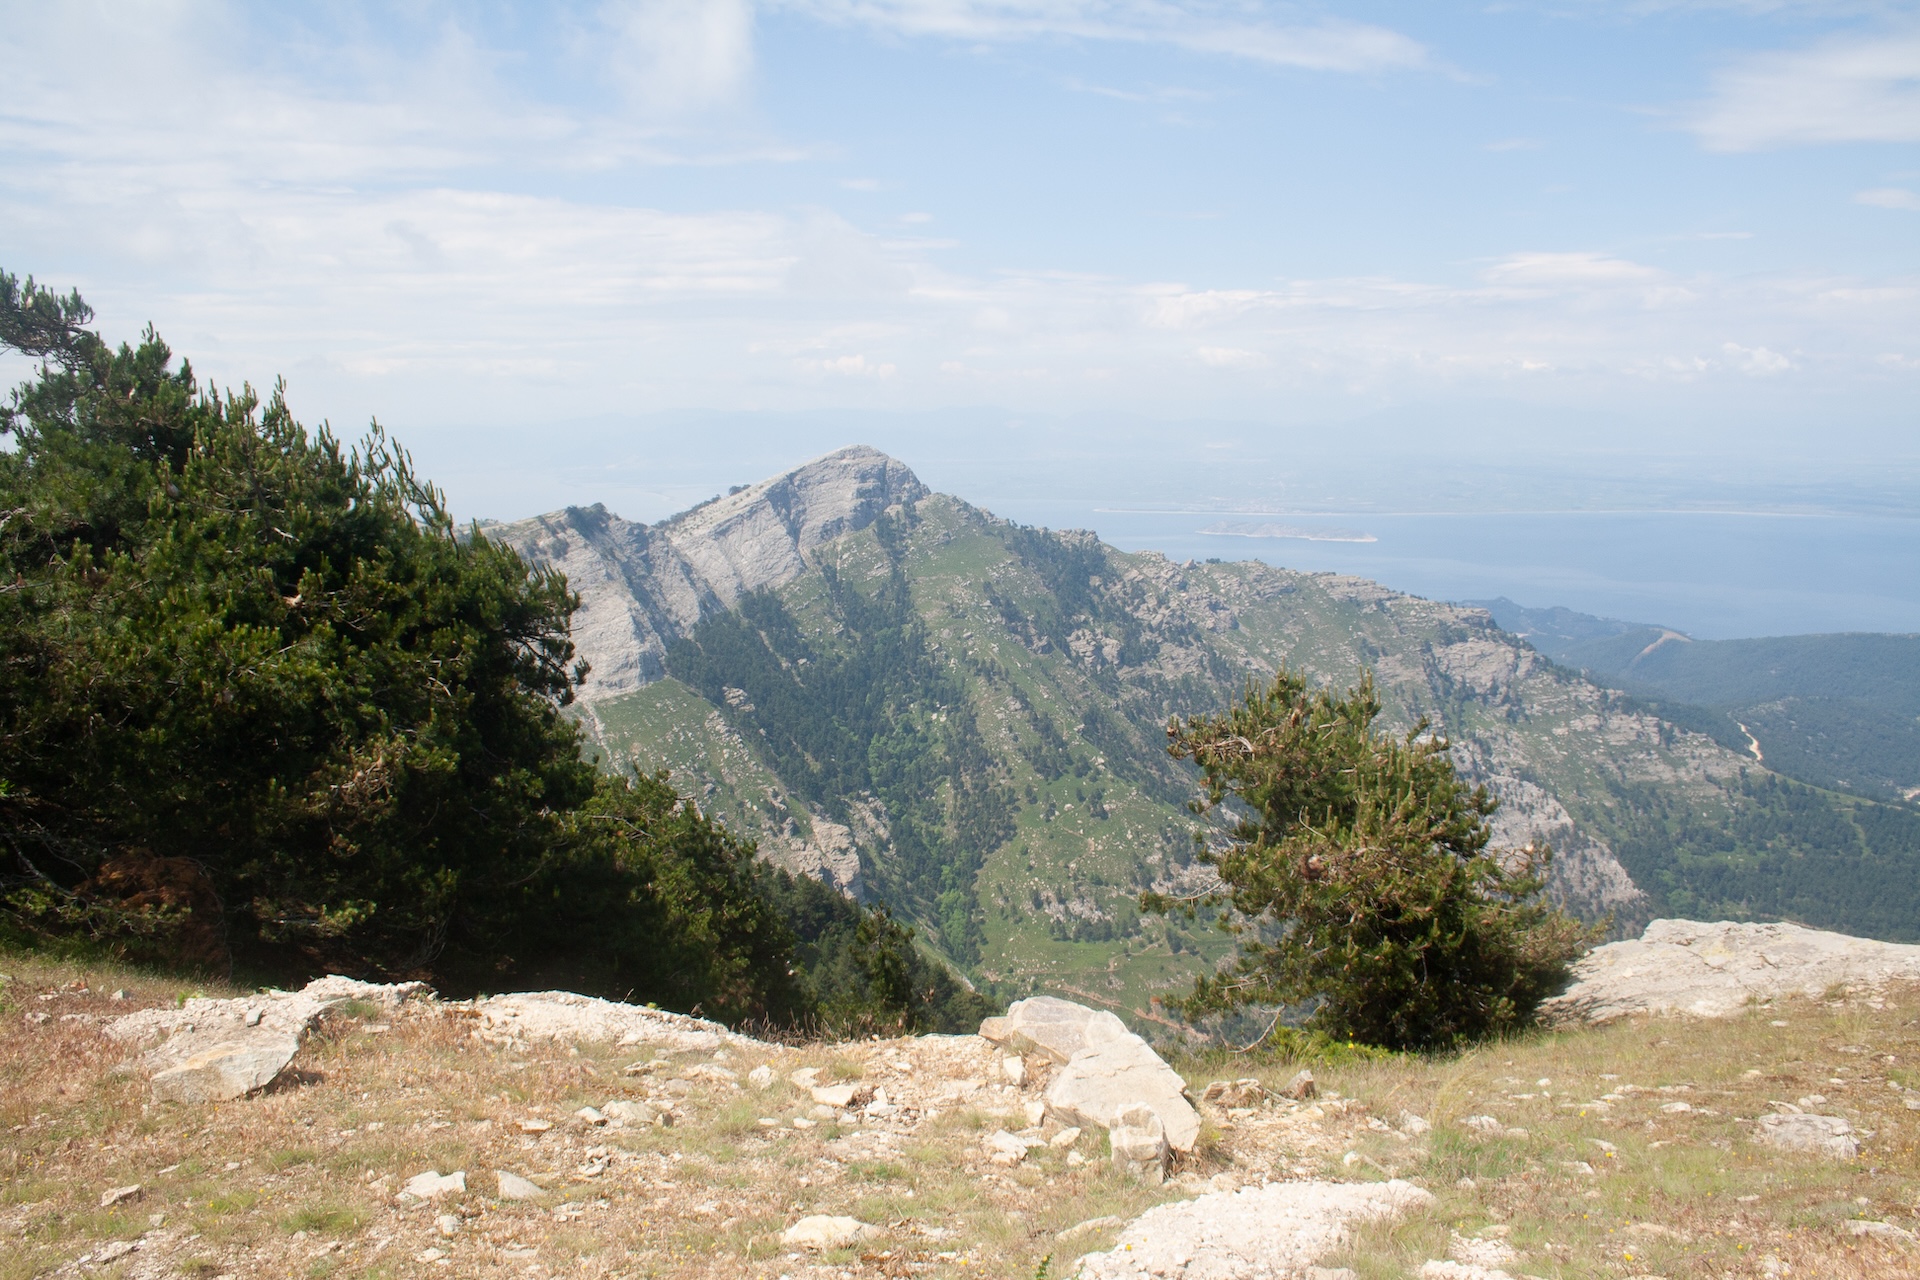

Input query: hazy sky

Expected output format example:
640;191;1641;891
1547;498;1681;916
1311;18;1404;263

3;1;1918;505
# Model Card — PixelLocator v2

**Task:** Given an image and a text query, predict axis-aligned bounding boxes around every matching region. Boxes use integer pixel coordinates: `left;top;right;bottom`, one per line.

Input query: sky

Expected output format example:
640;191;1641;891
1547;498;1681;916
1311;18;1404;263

2;1;1918;630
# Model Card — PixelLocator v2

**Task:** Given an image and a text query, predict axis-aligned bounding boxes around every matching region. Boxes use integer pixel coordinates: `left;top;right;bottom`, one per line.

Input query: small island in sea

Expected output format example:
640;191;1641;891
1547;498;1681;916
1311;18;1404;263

1201;520;1378;543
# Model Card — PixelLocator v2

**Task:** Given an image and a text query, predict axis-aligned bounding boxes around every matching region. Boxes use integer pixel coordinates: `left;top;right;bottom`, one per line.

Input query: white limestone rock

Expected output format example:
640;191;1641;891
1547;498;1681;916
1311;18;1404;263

150;1035;301;1104
1109;1104;1168;1183
1754;1113;1859;1160
1544;918;1920;1023
467;990;766;1051
493;1171;546;1201
780;1215;879;1250
980;997;1201;1153
1071;1179;1433;1279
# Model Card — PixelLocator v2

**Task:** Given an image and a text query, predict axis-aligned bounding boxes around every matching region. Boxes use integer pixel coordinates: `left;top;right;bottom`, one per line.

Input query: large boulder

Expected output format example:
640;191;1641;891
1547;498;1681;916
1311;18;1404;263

1071;1179;1434;1279
1542;918;1920;1023
111;975;427;1103
149;1035;301;1103
981;997;1201;1153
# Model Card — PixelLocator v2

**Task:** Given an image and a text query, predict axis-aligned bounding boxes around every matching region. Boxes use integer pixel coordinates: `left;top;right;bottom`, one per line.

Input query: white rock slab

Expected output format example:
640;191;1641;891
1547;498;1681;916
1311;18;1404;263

1544;918;1920;1023
781;1215;879;1250
469;990;767;1051
1754;1113;1859;1159
149;1035;301;1103
1071;1179;1434;1279
981;997;1201;1153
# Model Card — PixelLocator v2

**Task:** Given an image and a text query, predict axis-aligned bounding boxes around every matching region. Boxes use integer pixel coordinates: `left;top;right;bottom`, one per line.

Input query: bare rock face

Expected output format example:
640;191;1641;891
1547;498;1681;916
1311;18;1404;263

488;446;928;703
1543;918;1920;1023
1071;1179;1433;1279
980;996;1200;1154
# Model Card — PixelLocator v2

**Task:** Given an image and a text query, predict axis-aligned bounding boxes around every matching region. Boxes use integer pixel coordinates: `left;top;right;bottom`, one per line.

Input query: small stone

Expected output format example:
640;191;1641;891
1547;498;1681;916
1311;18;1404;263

415;1247;447;1263
436;1213;460;1238
1305;1270;1359;1280
810;1103;838;1119
94;1241;138;1263
574;1106;606;1125
780;1215;878;1250
748;1064;774;1089
404;1170;467;1199
789;1067;822;1088
1049;1126;1082;1149
1460;1115;1503;1134
1110;1102;1168;1183
1455;1177;1477;1189
792;1116;817;1129
517;1118;553;1133
985;1129;1030;1165
494;1171;546;1201
1002;1055;1027;1087
1660;1101;1693;1113
99;1185;142;1209
602;1100;662;1126
1056;1214;1124;1241
811;1082;864;1108
244;1009;263;1027
1066;1150;1087;1166
1847;1219;1916;1242
1400;1111;1432;1135
1023;1098;1047;1127
110;989;131;1001
24;1012;49;1025
1283;1069;1317;1100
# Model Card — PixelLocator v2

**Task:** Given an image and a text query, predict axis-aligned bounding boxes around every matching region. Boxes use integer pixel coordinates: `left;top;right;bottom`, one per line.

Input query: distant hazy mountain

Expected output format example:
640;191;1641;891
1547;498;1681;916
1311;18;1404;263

487;449;1920;1018
1475;597;1920;805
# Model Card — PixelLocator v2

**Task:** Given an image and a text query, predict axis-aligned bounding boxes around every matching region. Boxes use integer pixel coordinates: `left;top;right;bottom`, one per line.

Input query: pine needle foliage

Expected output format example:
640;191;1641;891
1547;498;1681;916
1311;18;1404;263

1154;668;1593;1050
0;270;981;1030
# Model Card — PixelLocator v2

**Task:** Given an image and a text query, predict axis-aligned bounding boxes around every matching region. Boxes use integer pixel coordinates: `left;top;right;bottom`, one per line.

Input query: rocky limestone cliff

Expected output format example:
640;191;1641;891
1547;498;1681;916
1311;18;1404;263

486;445;927;702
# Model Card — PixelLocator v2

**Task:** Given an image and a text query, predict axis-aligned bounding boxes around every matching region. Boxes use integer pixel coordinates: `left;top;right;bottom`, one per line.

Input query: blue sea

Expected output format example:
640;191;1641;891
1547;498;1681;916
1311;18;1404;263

971;502;1920;640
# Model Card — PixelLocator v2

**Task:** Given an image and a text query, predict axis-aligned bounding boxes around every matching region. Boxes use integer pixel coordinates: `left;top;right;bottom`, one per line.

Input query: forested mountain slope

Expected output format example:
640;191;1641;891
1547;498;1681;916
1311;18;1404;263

1479;598;1920;805
490;449;1920;1017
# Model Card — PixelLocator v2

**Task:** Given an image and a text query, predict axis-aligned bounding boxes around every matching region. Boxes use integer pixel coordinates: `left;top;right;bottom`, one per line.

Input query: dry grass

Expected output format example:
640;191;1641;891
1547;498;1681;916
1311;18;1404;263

4;950;1919;1279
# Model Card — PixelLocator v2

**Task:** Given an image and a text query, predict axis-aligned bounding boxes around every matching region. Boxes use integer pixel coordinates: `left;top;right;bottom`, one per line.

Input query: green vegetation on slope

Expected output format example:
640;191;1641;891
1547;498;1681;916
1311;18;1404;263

586;496;1920;1017
1477;597;1920;803
0;271;975;1032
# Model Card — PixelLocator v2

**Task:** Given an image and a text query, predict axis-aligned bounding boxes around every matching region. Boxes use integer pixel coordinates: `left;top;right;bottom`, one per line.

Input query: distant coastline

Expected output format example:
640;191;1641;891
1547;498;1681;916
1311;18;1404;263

1201;520;1377;544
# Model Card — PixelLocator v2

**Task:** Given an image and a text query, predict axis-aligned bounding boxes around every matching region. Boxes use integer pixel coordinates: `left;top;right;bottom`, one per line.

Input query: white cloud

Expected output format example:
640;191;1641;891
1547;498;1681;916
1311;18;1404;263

1195;345;1267;368
1482;252;1664;286
804;353;898;376
772;1;1428;73
1722;341;1793;375
1690;29;1920;150
602;0;758;115
1858;186;1920;210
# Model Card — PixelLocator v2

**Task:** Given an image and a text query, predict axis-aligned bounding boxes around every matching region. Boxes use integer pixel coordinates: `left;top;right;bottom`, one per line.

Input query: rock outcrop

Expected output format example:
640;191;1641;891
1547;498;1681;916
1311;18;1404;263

107;975;428;1102
1544;918;1920;1022
487;446;928;702
1070;1179;1433;1279
980;996;1201;1158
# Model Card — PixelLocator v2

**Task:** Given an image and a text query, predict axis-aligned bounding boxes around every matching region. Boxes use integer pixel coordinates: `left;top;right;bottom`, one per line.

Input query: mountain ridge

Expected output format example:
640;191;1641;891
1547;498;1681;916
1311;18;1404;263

489;448;1920;1013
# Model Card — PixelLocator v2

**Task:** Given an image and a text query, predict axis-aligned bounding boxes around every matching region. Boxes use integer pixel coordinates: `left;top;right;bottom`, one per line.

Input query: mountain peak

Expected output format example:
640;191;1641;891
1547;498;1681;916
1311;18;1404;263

489;445;928;701
663;445;927;549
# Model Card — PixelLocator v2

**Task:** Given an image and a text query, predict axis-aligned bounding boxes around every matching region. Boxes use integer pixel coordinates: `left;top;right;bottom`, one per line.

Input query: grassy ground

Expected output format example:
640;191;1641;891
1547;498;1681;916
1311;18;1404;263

4;948;1917;1278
